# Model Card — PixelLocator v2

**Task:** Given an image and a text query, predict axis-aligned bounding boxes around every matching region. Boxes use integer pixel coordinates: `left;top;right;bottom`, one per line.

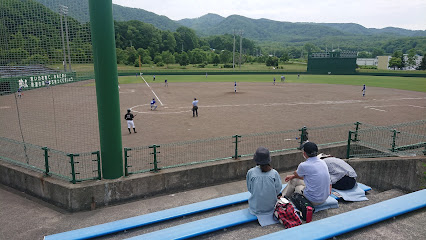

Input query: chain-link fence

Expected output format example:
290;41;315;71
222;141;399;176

0;136;100;182
347;120;426;158
1;0;98;154
123;122;375;175
2;120;425;182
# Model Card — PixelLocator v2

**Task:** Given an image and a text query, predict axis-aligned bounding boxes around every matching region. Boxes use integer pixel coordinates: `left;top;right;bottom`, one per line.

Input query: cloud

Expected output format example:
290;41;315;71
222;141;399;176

112;0;426;30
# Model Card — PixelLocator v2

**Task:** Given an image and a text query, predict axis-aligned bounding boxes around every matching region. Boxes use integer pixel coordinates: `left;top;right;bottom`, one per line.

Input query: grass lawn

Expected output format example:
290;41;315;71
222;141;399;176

119;74;426;92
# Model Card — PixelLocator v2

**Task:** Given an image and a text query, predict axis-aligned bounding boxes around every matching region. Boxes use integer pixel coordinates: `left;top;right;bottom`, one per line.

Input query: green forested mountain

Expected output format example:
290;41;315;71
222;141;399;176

3;0;426;67
178;13;225;31
179;14;426;40
34;0;180;31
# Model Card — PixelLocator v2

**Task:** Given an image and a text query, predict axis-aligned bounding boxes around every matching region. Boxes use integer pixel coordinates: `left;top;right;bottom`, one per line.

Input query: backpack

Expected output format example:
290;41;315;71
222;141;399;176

290;193;315;221
273;199;302;228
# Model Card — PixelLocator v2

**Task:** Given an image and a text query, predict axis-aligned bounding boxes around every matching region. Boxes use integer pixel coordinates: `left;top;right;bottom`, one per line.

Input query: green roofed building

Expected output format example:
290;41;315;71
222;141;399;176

307;51;357;74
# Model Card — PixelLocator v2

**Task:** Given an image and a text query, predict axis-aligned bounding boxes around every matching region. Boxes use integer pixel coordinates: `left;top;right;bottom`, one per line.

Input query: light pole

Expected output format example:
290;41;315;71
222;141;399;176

60;5;72;72
59;5;66;72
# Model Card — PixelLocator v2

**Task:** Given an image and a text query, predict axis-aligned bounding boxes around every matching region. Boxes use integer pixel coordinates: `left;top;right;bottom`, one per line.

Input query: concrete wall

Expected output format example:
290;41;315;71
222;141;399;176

0;145;424;212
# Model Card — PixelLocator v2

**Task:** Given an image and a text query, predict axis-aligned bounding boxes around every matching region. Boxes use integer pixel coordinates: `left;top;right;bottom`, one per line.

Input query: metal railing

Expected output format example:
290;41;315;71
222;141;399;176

1;120;424;183
347;120;426;158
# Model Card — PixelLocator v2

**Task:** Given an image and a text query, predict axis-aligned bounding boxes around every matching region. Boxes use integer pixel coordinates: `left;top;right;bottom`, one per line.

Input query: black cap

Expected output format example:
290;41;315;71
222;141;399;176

300;142;318;157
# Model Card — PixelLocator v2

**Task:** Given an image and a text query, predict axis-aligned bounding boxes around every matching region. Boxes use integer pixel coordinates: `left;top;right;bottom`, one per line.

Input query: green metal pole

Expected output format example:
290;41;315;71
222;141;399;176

354;121;361;142
92;151;101;180
391;129;400;152
89;0;123;179
299;126;308;145
68;153;77;184
124;148;130;176
150;145;160;172
233;135;241;159
346;131;353;159
42;147;50;176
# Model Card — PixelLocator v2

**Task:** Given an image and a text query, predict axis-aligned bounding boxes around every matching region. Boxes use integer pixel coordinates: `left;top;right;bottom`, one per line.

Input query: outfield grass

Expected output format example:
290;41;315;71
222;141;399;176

119;74;426;92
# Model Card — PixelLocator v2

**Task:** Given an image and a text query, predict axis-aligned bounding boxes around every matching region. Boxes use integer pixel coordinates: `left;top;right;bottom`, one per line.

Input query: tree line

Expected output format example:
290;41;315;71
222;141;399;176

1;0;425;70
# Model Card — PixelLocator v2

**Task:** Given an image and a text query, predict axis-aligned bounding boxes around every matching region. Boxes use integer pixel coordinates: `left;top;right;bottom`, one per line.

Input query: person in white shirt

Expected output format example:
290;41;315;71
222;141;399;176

318;153;357;190
192;98;199;117
282;142;331;205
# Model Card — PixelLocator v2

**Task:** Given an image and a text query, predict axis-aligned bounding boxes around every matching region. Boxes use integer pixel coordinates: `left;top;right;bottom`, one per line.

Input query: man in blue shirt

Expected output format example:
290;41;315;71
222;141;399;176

282;142;331;205
150;98;157;111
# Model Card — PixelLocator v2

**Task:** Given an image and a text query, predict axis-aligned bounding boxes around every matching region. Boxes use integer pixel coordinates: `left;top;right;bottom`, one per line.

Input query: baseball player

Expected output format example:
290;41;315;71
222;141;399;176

273;77;276;85
362;84;366;97
45;80;50;89
124;109;137;134
234;81;237;93
150;98;157;110
153;75;156;81
165;79;168;87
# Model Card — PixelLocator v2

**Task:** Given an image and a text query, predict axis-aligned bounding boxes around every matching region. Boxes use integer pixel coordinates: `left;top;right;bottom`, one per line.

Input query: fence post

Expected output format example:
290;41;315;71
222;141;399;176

354;122;361;142
42;147;50;176
390;129;400;152
124;147;131;176
346;131;353;159
233;135;241;159
149;145;160;172
92;151;101;180
67;153;79;184
299;126;308;146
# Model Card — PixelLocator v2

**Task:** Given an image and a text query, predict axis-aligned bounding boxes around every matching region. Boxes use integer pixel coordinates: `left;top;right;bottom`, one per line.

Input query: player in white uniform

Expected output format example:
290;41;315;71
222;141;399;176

124;109;137;134
234;81;237;93
362;84;366;97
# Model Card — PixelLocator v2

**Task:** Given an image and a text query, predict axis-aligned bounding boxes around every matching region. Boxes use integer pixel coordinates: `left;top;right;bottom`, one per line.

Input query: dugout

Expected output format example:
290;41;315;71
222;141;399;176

307;51;357;74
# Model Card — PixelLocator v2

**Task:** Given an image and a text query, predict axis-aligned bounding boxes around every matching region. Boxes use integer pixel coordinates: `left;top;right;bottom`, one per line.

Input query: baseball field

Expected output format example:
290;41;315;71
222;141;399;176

1;74;425;154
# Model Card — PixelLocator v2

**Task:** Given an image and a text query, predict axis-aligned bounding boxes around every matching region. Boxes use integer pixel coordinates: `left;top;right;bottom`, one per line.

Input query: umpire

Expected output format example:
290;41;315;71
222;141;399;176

192;98;199;117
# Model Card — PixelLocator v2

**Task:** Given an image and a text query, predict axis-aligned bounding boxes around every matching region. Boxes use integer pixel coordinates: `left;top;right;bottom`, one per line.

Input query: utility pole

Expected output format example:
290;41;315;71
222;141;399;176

233;30;236;69
239;30;243;69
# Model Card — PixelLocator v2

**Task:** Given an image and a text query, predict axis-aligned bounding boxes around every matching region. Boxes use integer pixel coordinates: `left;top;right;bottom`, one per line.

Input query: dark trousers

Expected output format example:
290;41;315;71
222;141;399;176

332;175;356;190
192;106;198;117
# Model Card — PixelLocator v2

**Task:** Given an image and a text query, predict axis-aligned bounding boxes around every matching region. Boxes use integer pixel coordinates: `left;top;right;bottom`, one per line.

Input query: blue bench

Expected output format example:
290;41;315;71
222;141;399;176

44;183;372;240
43;184;285;240
125;209;257;240
253;189;426;240
124;184;371;240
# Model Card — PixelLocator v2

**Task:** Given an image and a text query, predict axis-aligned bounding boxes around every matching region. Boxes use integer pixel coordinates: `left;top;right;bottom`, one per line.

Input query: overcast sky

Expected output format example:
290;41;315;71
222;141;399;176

111;0;426;30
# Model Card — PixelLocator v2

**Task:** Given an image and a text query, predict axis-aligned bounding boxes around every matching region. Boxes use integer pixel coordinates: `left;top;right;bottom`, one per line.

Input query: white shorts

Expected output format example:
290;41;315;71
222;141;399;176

127;120;135;128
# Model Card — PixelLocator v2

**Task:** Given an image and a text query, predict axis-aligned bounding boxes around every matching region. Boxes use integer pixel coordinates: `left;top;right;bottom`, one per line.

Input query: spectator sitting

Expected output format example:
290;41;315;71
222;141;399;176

247;147;282;226
281;142;331;206
318;153;357;190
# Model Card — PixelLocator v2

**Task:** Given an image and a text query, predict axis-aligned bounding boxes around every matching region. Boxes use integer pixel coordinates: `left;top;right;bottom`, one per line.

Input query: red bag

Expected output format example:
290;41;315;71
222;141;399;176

273;202;302;228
